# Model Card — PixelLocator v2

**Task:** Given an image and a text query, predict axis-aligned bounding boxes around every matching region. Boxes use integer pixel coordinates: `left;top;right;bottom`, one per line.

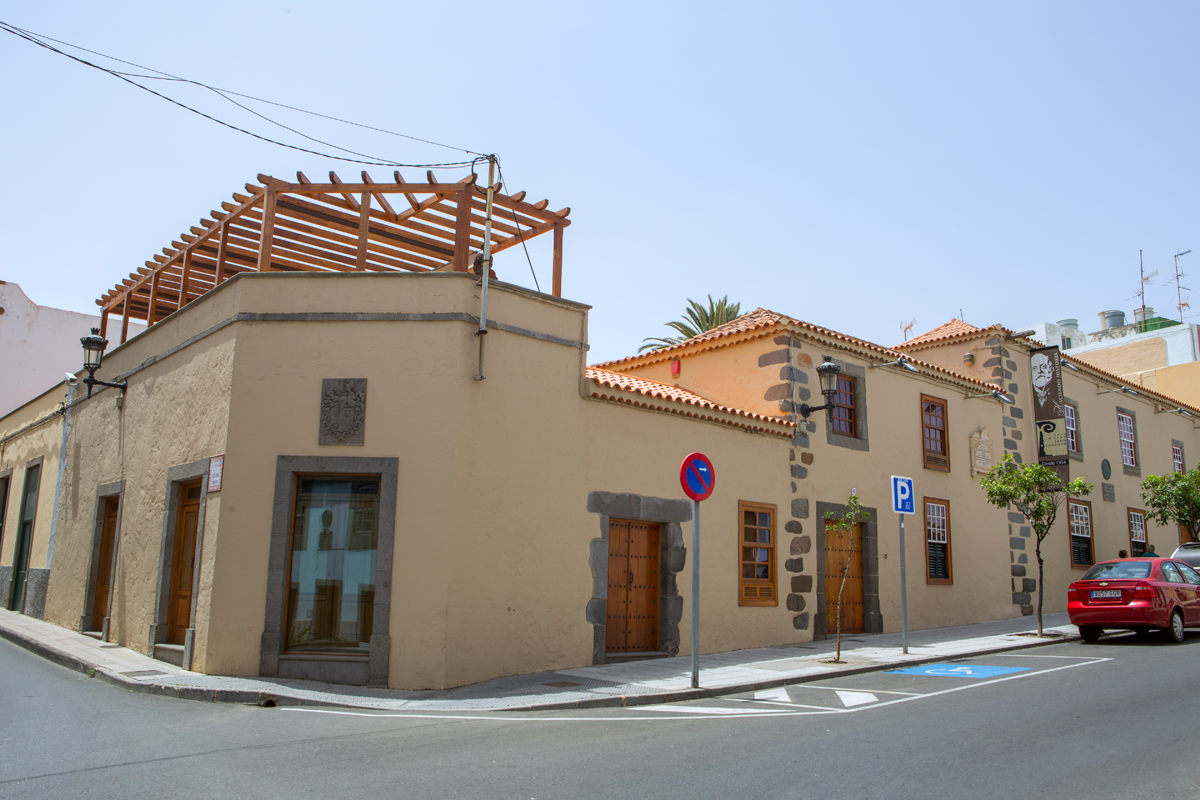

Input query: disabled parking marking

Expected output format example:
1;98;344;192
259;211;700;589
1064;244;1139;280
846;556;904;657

887;663;1031;679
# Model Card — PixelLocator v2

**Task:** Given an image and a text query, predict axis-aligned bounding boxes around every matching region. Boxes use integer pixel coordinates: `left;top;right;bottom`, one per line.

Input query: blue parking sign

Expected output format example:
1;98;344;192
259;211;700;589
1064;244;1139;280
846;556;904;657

891;476;914;514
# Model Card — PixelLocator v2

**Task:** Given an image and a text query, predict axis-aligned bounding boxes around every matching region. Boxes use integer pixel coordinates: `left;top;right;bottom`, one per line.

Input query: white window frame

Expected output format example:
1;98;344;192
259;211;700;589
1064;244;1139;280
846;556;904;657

1069;501;1093;568
1129;510;1146;543
1065;403;1078;453
1118;413;1137;468
1173;444;1185;474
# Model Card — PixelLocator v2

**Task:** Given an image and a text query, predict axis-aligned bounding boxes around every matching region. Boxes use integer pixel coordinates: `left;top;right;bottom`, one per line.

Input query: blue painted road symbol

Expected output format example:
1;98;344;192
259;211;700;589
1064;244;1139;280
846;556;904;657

887;663;1030;679
680;453;716;502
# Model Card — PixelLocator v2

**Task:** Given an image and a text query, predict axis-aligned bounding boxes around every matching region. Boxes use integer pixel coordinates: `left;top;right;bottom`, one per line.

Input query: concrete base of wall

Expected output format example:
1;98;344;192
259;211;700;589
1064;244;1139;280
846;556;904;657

278;653;369;685
22;569;49;619
0;567;11;610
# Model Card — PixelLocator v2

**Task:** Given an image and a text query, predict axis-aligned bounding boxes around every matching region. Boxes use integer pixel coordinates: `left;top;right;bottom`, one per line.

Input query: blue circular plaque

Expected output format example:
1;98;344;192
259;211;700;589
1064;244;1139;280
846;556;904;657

1101;459;1112;480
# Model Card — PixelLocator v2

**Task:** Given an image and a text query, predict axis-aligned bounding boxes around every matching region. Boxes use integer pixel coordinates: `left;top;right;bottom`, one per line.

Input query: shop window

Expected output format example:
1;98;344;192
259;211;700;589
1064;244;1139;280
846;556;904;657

1069;500;1094;568
738;501;777;606
924;499;952;584
286;476;380;654
921;395;949;472
1128;509;1146;557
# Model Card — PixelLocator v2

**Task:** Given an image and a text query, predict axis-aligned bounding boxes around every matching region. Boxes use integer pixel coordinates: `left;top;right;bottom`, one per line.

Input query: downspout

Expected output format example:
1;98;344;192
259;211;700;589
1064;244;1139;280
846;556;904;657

46;382;75;568
475;155;497;381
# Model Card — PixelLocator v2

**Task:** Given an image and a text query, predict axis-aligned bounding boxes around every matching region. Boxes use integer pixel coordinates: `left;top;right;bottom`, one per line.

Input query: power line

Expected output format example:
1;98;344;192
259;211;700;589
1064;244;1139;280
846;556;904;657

496;161;542;293
0;20;483;168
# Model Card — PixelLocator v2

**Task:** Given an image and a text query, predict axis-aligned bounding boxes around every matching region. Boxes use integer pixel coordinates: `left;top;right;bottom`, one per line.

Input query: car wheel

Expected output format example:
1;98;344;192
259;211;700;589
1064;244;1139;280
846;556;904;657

1078;625;1102;643
1167;610;1185;643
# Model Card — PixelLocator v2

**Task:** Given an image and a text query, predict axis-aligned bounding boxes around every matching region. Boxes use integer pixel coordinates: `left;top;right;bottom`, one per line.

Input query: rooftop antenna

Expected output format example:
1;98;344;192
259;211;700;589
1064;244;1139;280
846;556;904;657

1170;249;1192;322
901;318;916;340
1128;250;1158;331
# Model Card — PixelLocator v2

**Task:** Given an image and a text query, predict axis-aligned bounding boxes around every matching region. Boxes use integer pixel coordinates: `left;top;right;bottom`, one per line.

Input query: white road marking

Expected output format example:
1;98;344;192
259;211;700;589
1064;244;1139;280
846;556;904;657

801;685;921;696
643;706;786;715
281;657;1112;723
754;688;791;703
835;690;879;707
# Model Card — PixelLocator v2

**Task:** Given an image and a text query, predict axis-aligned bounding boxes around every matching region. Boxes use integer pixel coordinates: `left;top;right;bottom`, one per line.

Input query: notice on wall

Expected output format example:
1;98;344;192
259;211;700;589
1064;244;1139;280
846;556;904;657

208;454;224;493
1030;346;1068;483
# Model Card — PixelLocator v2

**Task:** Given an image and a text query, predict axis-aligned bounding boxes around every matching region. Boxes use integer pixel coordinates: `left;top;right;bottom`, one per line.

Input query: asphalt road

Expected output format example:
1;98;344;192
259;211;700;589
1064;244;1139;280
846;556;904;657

2;633;1198;800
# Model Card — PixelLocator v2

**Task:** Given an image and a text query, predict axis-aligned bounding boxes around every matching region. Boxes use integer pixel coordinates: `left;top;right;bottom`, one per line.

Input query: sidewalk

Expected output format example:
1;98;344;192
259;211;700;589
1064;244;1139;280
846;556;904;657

0;608;1078;712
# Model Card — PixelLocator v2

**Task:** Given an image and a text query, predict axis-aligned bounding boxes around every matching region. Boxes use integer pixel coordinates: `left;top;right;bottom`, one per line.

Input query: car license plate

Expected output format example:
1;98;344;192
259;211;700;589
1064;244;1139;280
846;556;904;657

1091;590;1121;599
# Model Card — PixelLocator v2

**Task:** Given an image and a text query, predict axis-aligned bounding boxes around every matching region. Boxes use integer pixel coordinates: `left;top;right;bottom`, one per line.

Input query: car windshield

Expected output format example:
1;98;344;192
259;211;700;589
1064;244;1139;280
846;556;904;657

1082;561;1152;580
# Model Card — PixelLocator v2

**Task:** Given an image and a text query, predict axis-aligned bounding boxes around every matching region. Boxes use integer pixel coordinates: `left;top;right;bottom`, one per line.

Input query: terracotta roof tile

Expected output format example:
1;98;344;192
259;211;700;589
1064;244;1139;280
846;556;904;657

899;319;981;347
585;367;792;431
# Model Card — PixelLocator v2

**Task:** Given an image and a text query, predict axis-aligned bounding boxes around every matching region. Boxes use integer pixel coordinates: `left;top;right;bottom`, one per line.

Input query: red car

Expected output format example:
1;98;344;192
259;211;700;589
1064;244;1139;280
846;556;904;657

1068;557;1200;643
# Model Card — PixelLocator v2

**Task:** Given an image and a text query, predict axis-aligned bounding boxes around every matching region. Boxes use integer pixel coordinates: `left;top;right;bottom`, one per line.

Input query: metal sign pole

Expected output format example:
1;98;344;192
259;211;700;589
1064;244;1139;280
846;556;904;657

691;498;700;689
899;513;909;655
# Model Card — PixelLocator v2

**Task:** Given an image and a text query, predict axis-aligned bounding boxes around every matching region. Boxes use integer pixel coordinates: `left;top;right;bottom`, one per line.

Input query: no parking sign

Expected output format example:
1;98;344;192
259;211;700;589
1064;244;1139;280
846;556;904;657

680;452;715;501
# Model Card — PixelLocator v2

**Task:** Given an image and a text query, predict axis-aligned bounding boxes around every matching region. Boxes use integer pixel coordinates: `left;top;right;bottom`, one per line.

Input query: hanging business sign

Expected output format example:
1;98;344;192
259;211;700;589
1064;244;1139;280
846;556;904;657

1030;346;1068;481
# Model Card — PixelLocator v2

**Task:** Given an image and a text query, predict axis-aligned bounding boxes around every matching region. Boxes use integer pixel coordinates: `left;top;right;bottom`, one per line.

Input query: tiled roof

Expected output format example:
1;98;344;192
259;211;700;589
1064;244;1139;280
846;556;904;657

595;308;999;392
585;367;793;435
899;319;981;347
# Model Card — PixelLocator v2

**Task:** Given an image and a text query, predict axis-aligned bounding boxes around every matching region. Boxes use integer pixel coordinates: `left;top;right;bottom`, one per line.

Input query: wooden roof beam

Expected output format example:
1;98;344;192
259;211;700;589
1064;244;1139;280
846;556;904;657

394;171;421;210
328;171;360;211
361;171;397;221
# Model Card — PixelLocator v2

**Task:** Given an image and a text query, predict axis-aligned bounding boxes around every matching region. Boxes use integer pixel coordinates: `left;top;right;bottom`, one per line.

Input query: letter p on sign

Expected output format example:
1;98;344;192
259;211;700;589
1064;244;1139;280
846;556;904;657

891;476;914;515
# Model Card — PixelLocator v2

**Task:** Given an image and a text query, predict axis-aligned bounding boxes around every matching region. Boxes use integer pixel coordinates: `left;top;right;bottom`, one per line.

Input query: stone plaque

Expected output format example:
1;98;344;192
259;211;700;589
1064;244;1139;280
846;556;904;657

970;427;994;476
1102;483;1115;502
319;378;367;446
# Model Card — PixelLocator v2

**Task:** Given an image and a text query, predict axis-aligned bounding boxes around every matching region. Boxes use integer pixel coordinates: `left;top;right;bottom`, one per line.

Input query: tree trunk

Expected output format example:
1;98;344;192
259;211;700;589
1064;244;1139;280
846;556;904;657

834;525;856;662
1035;537;1045;637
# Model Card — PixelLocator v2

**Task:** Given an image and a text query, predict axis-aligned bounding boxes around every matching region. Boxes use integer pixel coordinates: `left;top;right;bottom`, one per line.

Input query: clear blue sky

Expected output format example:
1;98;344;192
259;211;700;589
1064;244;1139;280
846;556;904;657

1;2;1197;363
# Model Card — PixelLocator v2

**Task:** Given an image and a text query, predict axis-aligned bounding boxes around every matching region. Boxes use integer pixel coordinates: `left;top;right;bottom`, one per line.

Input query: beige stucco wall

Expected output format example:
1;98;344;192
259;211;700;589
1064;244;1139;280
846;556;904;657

1140;360;1200;409
1070;337;1168;378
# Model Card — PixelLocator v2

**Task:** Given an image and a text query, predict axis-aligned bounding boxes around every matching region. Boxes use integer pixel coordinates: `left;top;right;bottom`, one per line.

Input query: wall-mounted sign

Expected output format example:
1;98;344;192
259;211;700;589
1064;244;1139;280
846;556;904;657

1101;459;1112;480
680;452;715;502
969;428;994;476
208;454;224;493
1031;346;1068;483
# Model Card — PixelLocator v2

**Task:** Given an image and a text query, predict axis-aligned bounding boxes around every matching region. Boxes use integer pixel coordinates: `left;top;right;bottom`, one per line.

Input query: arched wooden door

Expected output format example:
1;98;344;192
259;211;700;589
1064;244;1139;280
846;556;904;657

606;520;660;654
824;522;864;635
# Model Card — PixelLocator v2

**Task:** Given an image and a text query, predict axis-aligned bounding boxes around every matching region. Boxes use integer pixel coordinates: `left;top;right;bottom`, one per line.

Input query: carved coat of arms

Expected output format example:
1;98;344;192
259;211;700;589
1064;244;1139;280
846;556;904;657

319;378;367;446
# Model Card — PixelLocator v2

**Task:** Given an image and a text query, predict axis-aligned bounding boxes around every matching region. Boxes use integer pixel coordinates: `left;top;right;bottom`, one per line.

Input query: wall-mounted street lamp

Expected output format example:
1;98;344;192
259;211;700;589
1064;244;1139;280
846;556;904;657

966;388;1015;405
869;354;920;373
799;356;843;418
80;328;127;399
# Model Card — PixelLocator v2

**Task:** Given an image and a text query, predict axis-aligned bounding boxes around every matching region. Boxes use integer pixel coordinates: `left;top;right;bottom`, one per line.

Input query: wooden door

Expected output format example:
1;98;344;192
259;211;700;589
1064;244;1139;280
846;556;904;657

606;520;660;653
10;465;41;611
824;522;864;635
92;497;120;632
167;482;202;645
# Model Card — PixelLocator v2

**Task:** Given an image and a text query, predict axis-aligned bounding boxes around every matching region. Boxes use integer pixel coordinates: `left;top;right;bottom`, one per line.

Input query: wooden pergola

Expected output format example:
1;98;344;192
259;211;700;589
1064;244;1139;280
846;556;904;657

96;170;572;343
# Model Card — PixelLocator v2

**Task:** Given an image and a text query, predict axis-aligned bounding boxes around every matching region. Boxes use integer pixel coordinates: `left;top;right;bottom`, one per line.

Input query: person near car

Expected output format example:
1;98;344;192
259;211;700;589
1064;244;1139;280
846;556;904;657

1118;549;1128;558
1144;544;1159;557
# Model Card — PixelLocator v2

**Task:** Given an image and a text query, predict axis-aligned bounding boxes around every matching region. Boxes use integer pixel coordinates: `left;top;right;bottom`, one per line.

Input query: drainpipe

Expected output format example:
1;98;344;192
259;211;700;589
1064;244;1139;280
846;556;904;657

475;155;497;381
46;382;75;569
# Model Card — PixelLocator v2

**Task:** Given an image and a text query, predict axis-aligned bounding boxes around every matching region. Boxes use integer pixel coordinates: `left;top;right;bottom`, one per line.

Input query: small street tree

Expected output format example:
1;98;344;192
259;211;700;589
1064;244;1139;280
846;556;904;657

979;455;1093;636
639;295;742;353
1140;468;1200;548
822;492;870;663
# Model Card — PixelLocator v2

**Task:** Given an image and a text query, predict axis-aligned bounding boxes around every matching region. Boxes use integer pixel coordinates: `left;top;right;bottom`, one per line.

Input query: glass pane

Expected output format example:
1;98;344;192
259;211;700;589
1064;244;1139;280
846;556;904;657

743;547;755;561
756;548;769;562
286;477;379;655
744;510;756;525
1162;563;1184;583
755;564;769;579
758;529;771;544
758;512;771;528
745;528;758;543
743;565;755;579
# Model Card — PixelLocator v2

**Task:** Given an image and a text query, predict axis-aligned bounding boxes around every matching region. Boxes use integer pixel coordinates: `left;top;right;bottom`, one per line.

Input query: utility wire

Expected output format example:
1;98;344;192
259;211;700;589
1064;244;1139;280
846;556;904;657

496;161;543;293
0;20;482;168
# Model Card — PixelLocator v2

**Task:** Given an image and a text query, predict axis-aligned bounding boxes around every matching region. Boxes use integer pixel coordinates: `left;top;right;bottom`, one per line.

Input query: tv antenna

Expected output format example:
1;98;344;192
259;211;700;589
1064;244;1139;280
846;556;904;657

901;318;916;340
1169;249;1192;322
1127;250;1158;329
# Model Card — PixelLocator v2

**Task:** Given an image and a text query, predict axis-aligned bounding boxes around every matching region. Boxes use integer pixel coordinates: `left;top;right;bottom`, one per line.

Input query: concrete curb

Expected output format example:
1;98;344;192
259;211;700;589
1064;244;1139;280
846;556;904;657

508;632;1082;711
1;620;1081;713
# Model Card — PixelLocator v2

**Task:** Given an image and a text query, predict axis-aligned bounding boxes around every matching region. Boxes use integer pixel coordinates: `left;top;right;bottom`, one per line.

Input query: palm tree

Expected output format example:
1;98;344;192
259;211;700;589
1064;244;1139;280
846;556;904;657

639;295;742;353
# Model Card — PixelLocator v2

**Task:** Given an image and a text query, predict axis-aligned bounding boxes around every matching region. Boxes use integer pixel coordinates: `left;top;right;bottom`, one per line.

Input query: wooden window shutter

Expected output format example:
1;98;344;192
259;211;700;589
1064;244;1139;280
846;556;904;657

738;501;778;606
921;395;950;472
